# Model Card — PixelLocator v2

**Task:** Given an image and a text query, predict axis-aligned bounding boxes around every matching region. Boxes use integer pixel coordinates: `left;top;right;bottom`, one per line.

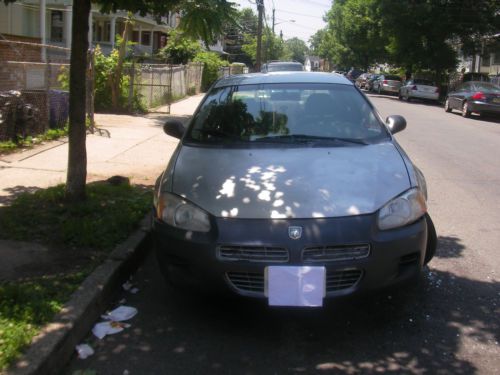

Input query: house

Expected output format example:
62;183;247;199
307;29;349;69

456;33;500;83
304;56;320;72
0;0;177;61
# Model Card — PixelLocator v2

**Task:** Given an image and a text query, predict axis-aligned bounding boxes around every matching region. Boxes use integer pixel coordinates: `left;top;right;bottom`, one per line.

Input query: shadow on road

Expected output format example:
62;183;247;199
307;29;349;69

0;185;41;206
67;247;499;374
436;235;466;259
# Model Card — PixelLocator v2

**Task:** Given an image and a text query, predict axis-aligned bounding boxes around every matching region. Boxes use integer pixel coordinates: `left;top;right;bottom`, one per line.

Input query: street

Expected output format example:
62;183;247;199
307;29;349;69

66;93;500;375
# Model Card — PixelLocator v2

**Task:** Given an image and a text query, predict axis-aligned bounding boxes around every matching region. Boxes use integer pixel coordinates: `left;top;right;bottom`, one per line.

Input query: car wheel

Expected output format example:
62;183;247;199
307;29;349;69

444;98;452;112
462;101;471;118
424;213;437;265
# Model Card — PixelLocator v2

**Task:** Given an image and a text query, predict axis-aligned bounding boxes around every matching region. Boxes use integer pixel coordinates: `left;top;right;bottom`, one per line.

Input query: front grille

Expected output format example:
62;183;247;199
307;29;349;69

302;244;370;262
226;272;264;294
218;245;289;263
326;269;363;292
226;269;363;296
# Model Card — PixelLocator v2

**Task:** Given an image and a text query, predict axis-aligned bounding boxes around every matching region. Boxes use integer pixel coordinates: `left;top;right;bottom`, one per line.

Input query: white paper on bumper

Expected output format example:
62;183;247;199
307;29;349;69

266;266;326;307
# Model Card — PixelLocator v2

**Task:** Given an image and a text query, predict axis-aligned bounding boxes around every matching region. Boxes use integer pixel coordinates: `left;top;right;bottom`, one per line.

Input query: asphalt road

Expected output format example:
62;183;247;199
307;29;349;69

66;93;500;375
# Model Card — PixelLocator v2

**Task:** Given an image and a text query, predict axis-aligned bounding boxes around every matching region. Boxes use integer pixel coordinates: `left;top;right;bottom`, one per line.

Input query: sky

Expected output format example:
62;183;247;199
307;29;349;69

231;0;331;44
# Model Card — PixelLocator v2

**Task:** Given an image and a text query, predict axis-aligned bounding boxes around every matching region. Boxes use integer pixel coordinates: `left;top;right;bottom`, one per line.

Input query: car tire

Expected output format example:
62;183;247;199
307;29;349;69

444;98;452;112
462;101;471;118
424;213;437;265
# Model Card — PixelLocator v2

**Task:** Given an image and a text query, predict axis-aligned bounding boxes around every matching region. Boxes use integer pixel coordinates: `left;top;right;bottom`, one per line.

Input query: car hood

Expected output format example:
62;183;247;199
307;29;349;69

170;143;411;219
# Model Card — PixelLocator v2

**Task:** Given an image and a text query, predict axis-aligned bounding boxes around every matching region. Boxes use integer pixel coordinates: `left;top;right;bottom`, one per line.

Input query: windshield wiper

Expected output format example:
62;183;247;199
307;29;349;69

254;134;369;145
198;128;239;139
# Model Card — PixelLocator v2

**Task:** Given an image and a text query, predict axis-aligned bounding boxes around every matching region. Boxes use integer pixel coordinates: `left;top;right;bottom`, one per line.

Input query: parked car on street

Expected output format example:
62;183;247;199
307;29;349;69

373;74;403;95
355;73;372;89
154;72;436;307
399;79;440;102
261;61;304;73
346;68;364;82
444;81;500;118
365;74;380;91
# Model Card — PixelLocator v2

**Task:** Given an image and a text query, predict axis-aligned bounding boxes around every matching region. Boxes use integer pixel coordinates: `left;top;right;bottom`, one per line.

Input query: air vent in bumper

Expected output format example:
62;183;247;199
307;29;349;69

302;244;370;262
218;245;289;263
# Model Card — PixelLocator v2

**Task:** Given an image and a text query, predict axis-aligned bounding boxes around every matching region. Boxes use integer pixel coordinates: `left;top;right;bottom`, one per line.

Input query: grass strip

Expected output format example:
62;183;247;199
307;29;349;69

0;181;152;370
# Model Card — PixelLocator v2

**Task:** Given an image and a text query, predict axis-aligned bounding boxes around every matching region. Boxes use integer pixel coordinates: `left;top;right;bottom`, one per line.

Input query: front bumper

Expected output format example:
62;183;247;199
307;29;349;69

153;213;427;299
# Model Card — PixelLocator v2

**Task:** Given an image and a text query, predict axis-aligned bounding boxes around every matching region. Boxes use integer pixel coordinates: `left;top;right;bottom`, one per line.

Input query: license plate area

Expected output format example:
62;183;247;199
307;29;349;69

265;266;326;307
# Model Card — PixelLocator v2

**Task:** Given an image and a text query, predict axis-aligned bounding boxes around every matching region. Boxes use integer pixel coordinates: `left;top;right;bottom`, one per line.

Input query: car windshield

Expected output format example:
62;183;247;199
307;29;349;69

385;75;402;81
186;83;388;146
414;79;435;86
266;63;303;72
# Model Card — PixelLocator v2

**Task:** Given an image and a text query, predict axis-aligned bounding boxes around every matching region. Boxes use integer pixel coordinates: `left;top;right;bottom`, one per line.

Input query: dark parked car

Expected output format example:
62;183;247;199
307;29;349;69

154;72;436;307
261;61;304;73
346;68;364;82
365;74;380;91
445;81;500;118
355;73;372;89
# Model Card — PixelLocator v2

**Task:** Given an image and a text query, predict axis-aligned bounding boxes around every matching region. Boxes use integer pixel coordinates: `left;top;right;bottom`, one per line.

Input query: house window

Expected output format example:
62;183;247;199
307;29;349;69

141;31;151;46
132;31;139;43
481;54;491;67
50;11;64;42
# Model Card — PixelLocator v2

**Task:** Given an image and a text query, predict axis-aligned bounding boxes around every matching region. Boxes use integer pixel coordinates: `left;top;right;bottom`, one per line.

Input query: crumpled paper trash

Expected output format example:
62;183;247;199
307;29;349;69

76;343;94;359
101;305;138;322
92;321;130;339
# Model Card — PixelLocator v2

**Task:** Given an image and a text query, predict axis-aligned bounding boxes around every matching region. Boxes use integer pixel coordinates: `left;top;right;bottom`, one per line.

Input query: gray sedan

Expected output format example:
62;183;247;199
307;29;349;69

445;81;500;118
153;72;436;307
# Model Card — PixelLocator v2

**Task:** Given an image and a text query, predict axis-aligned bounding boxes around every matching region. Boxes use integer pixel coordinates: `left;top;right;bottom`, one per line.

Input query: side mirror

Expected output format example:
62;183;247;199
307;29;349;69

163;119;185;139
386;115;406;134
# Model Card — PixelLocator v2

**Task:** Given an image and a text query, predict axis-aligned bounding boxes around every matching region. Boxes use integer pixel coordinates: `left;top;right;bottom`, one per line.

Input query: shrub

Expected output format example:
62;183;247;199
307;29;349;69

193;51;228;91
57;45;145;113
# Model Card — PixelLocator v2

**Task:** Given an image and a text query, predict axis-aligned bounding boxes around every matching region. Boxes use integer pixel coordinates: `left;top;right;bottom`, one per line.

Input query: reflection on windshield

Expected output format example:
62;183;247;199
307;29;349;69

187;83;388;145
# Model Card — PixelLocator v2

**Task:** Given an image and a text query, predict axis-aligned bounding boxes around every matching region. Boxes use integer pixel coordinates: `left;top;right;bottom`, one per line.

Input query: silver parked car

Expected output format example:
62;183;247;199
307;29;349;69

373;74;403;95
399;79;440;102
153;72;436;307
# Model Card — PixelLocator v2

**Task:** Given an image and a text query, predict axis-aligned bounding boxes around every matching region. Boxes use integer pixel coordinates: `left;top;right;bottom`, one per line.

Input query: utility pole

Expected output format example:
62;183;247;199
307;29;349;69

272;8;275;34
256;0;264;72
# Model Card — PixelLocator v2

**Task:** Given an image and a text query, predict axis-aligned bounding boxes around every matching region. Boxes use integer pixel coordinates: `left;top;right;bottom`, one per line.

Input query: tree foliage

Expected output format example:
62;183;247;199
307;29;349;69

157;29;202;64
283;37;309;64
223;7;258;65
242;27;287;65
316;0;500;76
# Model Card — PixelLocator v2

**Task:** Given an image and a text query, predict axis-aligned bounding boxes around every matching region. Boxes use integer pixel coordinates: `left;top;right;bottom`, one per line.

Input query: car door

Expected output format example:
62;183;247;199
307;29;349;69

457;83;473;108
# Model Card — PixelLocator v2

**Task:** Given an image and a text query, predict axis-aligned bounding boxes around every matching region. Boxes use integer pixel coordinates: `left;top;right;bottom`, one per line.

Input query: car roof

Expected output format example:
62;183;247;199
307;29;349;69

214;72;352;88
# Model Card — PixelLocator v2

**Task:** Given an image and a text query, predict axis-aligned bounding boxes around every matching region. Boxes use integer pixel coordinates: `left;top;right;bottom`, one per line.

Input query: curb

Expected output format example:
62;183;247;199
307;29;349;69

5;214;153;375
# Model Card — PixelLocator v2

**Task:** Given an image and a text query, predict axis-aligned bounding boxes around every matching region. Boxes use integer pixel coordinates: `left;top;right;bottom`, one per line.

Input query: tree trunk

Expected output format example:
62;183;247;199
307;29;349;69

66;0;91;201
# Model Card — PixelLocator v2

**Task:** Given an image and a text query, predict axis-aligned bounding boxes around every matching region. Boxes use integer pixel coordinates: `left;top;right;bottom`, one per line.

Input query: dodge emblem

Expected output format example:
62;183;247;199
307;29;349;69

288;226;303;240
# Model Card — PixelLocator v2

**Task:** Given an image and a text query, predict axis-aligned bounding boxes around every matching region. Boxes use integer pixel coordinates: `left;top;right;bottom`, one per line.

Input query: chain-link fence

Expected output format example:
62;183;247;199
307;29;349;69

128;62;203;113
0;37;71;142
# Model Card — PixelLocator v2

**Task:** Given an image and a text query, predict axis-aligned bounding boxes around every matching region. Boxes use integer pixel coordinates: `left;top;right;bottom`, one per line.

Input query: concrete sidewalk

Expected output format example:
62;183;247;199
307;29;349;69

0;94;204;206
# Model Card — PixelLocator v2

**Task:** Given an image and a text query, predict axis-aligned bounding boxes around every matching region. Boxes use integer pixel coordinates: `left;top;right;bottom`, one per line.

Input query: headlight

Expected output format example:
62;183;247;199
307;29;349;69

156;193;210;232
378;188;427;230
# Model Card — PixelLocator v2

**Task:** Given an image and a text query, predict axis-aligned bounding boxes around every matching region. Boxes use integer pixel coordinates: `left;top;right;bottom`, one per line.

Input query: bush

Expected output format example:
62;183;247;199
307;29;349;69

193;52;228;91
58;46;145;113
157;30;201;64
